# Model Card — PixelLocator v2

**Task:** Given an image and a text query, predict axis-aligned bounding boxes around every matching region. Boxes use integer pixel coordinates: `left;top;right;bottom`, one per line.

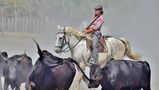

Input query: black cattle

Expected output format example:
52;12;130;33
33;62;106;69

26;40;90;90
3;53;33;90
88;59;151;90
0;51;8;90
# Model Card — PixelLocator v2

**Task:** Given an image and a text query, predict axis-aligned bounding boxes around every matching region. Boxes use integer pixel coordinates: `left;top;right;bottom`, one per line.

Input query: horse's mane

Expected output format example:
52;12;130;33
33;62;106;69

65;27;92;40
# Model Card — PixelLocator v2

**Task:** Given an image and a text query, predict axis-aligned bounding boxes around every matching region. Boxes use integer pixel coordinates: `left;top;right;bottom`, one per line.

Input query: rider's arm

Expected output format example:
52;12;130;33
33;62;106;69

90;16;104;31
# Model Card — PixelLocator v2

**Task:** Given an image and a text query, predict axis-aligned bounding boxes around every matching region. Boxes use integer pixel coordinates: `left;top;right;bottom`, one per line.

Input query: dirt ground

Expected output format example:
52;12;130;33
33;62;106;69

0;33;158;90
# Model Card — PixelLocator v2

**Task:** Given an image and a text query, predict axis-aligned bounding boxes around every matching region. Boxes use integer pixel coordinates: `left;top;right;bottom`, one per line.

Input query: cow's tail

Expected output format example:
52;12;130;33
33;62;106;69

119;37;141;60
143;61;151;89
143;61;151;79
67;58;91;81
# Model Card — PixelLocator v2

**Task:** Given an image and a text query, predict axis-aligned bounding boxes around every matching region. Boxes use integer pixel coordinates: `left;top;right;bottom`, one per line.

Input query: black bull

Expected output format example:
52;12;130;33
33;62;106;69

26;40;91;90
3;53;33;90
89;59;151;90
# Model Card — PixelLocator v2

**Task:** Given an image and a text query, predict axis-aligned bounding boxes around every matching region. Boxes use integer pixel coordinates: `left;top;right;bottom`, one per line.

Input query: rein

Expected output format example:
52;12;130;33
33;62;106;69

59;27;69;53
58;27;83;53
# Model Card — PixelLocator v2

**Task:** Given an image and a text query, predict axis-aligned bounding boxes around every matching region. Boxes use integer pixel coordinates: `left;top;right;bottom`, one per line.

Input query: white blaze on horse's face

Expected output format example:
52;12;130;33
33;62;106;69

54;25;65;53
55;33;64;47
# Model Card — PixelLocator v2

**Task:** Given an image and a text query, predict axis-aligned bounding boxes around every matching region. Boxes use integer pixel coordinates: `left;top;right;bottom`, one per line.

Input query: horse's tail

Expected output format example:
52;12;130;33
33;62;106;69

119;37;141;60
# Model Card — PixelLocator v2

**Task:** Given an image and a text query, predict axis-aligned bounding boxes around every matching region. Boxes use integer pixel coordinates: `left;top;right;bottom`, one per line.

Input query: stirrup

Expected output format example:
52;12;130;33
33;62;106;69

89;58;96;64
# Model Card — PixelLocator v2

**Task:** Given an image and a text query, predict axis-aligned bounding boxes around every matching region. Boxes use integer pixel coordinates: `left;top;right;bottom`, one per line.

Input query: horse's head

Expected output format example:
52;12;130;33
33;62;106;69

54;25;67;54
54;25;87;54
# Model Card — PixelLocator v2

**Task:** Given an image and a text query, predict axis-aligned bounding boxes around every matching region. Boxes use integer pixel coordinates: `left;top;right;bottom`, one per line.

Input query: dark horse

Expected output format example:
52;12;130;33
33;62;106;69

26;40;91;90
89;59;151;90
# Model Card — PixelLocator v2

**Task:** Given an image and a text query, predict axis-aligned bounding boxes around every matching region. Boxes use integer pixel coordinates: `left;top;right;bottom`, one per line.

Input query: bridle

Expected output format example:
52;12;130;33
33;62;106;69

55;27;68;53
56;27;83;53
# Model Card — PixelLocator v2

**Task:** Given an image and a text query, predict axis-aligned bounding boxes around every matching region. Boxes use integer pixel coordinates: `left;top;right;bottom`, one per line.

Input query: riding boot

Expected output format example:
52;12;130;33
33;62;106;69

90;64;103;81
89;58;96;64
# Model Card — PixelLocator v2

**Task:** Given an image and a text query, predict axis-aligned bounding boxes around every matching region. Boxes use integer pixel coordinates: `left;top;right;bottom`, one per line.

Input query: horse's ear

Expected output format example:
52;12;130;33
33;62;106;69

58;25;61;29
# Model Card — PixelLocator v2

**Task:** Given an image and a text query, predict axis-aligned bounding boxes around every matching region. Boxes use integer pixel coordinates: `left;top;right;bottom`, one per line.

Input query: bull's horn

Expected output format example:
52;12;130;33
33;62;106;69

24;49;26;55
17;54;26;61
32;39;43;57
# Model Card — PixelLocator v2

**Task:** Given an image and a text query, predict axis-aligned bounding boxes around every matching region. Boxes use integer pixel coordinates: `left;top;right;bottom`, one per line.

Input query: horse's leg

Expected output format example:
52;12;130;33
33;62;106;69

75;62;86;90
82;67;90;85
25;81;33;90
75;71;83;90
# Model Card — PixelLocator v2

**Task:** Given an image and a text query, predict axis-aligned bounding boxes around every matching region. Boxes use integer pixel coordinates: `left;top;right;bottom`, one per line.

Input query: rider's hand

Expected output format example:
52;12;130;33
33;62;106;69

84;28;93;34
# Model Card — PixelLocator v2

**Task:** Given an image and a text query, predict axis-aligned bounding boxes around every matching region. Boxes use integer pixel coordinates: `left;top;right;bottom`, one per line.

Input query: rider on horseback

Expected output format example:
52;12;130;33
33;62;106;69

84;5;104;65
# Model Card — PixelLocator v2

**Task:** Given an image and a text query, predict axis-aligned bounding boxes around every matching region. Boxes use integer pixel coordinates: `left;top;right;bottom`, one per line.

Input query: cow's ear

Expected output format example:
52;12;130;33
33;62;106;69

0;50;8;61
1;52;8;58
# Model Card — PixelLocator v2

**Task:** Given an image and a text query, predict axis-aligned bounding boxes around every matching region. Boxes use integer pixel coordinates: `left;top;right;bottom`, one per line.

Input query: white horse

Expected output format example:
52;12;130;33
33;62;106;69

54;25;141;90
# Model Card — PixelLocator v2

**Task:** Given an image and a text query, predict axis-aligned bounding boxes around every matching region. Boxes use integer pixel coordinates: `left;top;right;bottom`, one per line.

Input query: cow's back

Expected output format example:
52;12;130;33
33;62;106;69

16;63;33;83
101;60;151;90
29;60;76;90
51;60;76;89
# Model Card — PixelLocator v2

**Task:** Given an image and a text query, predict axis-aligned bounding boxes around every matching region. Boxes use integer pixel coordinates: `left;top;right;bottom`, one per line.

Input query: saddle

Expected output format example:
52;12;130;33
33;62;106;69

86;35;107;53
